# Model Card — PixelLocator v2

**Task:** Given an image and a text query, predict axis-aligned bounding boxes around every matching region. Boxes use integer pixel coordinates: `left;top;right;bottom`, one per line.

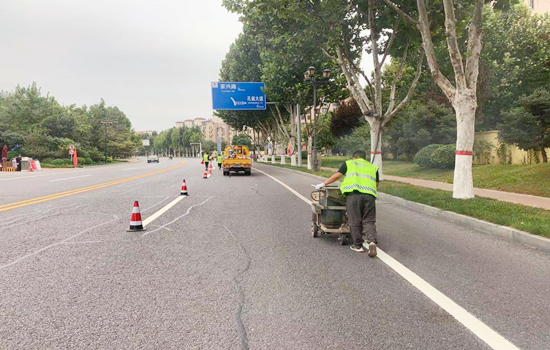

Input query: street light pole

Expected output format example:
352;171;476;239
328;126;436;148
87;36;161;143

304;66;331;172
297;104;302;168
100;119;113;163
312;85;318;171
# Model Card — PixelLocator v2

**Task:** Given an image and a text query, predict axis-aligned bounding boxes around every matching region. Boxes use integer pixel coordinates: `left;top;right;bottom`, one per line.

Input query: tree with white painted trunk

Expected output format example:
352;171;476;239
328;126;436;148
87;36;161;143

384;0;484;199
321;0;424;179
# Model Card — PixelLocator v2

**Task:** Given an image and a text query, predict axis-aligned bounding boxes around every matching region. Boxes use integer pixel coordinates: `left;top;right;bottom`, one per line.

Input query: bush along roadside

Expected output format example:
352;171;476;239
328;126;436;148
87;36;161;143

259;162;550;238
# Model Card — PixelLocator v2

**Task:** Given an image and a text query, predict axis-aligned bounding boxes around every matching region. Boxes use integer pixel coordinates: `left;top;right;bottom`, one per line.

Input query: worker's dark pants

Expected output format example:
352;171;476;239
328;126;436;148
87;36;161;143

204;162;209;170
218;162;222;169
346;193;377;246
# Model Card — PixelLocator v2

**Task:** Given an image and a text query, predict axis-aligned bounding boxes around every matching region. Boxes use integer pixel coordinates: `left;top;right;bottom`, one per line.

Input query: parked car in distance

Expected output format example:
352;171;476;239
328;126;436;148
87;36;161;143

147;155;159;163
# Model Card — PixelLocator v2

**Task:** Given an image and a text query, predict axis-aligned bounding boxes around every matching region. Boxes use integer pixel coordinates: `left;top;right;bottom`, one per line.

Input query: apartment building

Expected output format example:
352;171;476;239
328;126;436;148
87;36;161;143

524;0;550;13
199;115;235;145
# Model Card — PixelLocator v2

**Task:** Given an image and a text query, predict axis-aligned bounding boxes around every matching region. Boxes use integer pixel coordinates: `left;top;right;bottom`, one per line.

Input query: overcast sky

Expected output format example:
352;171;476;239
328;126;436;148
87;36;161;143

0;0;243;131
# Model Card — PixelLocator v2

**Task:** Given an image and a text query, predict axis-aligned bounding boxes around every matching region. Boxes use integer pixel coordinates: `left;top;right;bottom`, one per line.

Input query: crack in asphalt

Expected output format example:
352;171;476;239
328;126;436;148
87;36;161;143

223;225;251;350
250;185;264;197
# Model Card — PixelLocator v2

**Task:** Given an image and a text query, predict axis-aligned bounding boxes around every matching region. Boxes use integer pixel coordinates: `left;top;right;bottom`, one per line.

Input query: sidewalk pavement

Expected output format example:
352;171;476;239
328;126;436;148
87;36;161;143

318;166;550;211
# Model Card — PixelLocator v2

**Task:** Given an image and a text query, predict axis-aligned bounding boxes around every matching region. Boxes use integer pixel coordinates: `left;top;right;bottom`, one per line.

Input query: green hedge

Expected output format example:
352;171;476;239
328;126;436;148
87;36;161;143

414;144;443;168
414;144;456;169
51;158;73;166
431;144;456;169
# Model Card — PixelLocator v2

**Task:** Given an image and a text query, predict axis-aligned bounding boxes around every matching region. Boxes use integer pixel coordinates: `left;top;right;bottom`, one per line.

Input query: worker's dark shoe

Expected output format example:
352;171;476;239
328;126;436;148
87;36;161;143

350;244;365;253
367;242;377;257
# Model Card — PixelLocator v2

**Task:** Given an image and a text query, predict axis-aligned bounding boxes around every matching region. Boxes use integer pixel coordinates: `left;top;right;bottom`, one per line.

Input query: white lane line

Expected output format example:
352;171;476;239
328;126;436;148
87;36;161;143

254;168;310;203
49;175;91;182
254;167;520;350
142;196;186;227
0;215;118;270
141;196;213;237
375;250;519;349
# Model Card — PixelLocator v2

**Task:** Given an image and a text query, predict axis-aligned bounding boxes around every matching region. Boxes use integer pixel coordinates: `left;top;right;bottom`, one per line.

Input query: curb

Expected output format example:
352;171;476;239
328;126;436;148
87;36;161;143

256;162;550;254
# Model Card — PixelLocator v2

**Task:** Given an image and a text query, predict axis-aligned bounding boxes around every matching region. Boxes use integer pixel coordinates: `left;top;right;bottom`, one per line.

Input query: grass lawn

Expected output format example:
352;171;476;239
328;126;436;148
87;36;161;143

262;162;550;238
318;156;550;198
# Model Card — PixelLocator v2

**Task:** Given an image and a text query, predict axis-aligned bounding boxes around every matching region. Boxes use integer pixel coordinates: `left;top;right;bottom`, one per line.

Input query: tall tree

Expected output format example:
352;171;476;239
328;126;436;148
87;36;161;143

384;0;485;198
478;2;550;129
498;88;550;163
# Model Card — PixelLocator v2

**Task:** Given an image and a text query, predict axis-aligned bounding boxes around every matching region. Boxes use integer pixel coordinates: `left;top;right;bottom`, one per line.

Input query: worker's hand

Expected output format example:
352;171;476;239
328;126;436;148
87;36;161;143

314;183;325;190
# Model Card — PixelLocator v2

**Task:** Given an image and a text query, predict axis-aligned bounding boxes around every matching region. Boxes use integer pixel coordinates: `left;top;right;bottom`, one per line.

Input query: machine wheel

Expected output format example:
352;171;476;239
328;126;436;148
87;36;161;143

223;169;229;176
311;223;319;238
245;169;251;176
338;233;347;245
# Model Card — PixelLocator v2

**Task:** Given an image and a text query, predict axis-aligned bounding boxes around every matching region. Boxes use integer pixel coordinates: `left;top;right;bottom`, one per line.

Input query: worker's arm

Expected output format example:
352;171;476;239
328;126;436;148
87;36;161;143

315;172;344;189
324;172;344;186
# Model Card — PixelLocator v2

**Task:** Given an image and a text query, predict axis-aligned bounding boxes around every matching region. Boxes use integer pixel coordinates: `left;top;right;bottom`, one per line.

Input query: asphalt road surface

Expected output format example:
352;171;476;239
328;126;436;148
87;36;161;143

0;158;549;349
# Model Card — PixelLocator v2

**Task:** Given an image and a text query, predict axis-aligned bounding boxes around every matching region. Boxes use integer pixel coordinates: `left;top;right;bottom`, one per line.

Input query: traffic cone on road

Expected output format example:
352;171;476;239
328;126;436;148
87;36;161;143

180;179;189;196
208;162;213;176
203;170;208;179
126;201;146;232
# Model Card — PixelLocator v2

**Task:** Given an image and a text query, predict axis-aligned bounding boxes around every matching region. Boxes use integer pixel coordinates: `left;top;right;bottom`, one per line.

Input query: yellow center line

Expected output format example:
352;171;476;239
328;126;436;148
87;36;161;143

0;161;187;212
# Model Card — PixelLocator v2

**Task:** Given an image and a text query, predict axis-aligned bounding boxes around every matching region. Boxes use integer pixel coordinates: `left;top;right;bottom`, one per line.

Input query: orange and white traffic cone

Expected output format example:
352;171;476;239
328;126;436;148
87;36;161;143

180;179;189;196
203;170;208;179
208;162;213;176
126;201;146;232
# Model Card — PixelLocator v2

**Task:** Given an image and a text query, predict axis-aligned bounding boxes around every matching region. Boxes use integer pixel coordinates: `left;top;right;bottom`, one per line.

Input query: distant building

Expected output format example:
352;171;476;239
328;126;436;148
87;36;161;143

136;130;153;136
200;115;235;145
193;118;206;127
175;117;260;147
524;0;550;13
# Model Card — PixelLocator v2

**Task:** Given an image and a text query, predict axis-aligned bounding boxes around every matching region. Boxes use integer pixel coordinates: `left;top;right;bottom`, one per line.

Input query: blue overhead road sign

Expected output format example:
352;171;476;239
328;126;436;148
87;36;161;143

211;82;266;110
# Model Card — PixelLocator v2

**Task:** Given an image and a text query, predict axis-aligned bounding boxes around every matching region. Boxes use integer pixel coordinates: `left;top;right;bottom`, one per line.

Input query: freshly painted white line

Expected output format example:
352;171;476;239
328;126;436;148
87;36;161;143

256;166;520;350
375;249;519;349
142;196;185;227
49;175;91;182
142;196;213;237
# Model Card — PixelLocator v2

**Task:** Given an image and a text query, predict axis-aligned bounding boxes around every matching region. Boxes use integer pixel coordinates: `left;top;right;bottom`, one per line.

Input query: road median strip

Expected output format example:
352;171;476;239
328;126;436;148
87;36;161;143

0;161;187;212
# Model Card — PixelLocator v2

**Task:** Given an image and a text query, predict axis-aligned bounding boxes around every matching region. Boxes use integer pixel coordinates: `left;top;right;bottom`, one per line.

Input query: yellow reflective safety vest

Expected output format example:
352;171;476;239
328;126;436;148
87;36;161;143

217;155;222;163
340;159;378;197
203;154;209;162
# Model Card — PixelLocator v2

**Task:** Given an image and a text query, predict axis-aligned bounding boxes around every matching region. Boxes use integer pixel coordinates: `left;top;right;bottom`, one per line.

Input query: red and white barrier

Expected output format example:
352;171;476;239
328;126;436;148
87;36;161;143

127;201;146;232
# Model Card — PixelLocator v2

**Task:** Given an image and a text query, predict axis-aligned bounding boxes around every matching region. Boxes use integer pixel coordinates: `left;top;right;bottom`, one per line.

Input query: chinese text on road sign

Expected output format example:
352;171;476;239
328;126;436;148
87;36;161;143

211;82;266;110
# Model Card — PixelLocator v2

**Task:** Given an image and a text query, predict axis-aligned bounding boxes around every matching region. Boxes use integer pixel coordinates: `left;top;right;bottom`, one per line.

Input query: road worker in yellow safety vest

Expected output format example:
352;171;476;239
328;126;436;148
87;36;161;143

203;153;210;170
315;150;379;257
217;154;223;170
